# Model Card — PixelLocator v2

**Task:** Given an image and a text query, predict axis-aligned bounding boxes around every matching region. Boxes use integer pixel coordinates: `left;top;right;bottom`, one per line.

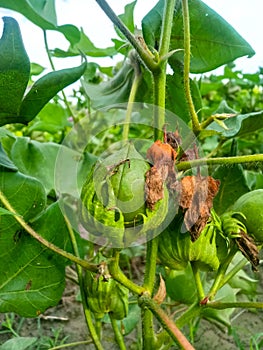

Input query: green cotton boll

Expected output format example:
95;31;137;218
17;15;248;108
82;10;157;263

158;215;220;271
231;189;263;243
84;271;128;320
80;142;169;247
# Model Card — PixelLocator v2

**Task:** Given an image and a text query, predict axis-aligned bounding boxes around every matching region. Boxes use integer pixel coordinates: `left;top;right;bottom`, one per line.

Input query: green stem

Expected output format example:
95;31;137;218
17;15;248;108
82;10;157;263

64;216;103;350
176;153;263;171
204;301;263;310
49;340;93;350
109;250;145;295
191;262;205;300
159;0;177;58
95;0;158;71
219;256;247;290
0;190;97;272
207;245;237;301
43;30;76;120
142;236;159;349
143;236;159;293
139;295;196;350
175;302;201;329
110;314;127;350
123;53;142;142
182;0;200;134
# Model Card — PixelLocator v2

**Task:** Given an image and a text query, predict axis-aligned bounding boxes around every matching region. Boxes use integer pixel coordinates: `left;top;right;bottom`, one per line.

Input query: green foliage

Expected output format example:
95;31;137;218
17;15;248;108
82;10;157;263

142;0;255;73
0;1;263;349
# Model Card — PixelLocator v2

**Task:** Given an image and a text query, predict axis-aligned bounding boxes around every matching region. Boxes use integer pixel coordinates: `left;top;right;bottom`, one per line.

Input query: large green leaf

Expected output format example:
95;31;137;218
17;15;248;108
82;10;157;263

8;137;96;195
0;17;30;124
0;0;57;29
0;143;17;171
213;164;250;214
52;28;116;58
27;102;71;134
82;61;134;109
20;61;87;123
142;0;255;73
0;170;46;234
0;202;68;317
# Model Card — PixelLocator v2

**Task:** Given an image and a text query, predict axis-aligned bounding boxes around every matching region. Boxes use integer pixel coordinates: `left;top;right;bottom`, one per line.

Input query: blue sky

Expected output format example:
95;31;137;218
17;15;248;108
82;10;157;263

0;0;262;74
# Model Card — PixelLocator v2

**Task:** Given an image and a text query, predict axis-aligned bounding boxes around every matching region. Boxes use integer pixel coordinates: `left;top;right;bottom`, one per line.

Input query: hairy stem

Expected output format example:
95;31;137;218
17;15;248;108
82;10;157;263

64;216;103;350
109;250;145;295
110;314;127;350
176;153;263;171
191;261;205;300
95;0;158;71
123;53;142;142
0;190;97;272
139;295;195;350
182;0;200;134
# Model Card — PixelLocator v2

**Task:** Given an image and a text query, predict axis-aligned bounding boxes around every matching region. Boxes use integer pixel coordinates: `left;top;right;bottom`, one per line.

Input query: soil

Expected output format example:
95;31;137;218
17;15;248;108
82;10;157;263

1;263;263;349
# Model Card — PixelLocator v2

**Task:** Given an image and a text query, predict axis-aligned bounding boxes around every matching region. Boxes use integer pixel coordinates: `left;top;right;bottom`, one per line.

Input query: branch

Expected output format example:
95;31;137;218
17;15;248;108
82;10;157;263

176;154;263;171
95;0;158;71
0;190;97;272
139;294;195;350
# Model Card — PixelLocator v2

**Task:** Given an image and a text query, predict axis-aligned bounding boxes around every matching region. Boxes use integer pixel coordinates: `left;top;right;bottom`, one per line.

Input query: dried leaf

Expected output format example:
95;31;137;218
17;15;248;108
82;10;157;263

145;140;177;209
145;166;164;210
176;175;220;241
153;274;166;304
236;232;259;271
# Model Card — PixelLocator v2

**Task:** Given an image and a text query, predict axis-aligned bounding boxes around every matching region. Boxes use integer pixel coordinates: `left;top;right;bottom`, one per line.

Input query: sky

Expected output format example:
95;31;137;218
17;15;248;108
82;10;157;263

0;0;262;76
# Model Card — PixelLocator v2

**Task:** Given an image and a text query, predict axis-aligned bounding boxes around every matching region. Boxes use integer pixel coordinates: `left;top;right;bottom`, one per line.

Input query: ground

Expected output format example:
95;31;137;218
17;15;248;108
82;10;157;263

0;262;263;349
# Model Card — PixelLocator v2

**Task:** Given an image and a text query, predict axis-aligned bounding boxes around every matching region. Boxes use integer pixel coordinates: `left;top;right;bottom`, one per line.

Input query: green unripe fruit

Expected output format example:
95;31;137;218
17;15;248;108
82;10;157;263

84;271;128;320
81;143;169;247
158;214;220;271
232;189;263;242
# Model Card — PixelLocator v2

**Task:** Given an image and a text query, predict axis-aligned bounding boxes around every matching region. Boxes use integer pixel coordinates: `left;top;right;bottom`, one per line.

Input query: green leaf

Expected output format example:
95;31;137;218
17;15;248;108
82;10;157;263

0;170;46;234
20;61;87;123
0;207;18;216
0;0;57;29
142;0;255;73
52;28;117;58
208;110;263;138
213;164;250;214
0;143;17;171
30;62;45;76
166;62;202;123
0;202;68;317
115;0;137;39
27;102;71;134
82;61;134;109
9;137;96;195
0;337;37;350
0;17;30;125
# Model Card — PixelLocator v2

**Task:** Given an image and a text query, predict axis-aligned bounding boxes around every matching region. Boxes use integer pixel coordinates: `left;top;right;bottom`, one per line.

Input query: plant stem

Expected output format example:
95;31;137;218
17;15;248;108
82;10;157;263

206;245;237;301
64;216;103;350
204;301;263;310
219;257;247;289
0;190;97;272
123;53;142;142
95;0;158;71
109;250;145;295
49;340;93;350
176;153;263;171
182;0;200;134
110;314;127;350
139;295;195;350
191;261;205;300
